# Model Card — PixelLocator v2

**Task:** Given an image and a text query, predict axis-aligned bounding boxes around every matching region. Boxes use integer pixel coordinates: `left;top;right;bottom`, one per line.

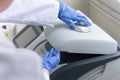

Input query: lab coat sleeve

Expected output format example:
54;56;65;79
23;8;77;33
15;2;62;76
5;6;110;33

0;48;49;80
0;32;51;80
42;69;50;80
0;0;60;27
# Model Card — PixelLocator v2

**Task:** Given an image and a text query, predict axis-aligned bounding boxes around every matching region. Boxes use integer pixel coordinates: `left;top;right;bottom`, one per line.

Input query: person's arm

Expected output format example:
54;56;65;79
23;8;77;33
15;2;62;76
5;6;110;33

42;48;60;80
0;0;59;27
0;0;92;29
58;2;92;29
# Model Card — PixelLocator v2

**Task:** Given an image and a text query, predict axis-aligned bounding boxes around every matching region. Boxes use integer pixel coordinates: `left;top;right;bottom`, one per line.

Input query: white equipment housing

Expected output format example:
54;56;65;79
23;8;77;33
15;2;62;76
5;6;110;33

45;22;117;54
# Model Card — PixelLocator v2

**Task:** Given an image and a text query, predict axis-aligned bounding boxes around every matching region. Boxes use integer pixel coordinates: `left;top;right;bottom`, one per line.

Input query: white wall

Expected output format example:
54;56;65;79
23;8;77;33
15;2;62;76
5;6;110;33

88;0;120;42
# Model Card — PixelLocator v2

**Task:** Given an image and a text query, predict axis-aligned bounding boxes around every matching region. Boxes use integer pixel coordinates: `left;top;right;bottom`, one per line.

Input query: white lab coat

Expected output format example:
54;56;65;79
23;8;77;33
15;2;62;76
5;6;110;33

0;0;59;27
0;32;50;80
0;0;59;79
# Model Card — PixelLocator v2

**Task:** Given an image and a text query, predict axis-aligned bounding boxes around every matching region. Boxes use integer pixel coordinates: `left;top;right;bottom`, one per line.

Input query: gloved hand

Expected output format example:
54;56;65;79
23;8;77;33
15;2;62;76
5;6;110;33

58;2;92;29
42;48;60;73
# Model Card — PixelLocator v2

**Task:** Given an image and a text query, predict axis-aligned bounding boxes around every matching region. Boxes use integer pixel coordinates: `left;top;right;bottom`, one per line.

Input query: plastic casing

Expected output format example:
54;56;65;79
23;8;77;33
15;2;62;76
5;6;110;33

45;22;117;54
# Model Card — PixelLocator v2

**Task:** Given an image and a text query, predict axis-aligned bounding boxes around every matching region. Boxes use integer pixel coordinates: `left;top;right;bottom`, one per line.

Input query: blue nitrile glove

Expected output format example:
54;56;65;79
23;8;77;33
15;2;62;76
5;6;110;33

58;2;92;29
42;48;60;73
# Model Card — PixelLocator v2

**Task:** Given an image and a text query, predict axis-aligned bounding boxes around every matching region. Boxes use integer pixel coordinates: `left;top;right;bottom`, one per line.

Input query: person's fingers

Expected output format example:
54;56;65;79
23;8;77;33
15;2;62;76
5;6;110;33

54;49;60;61
76;10;87;19
75;17;92;26
52;49;56;56
50;48;57;56
48;48;54;56
54;49;60;56
56;50;60;56
51;49;60;59
56;50;60;61
77;15;87;20
62;18;76;29
44;52;49;57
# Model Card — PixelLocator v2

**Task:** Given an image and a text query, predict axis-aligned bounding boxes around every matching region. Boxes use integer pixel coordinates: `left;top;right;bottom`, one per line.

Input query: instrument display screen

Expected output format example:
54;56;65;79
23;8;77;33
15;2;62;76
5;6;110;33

13;25;44;48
